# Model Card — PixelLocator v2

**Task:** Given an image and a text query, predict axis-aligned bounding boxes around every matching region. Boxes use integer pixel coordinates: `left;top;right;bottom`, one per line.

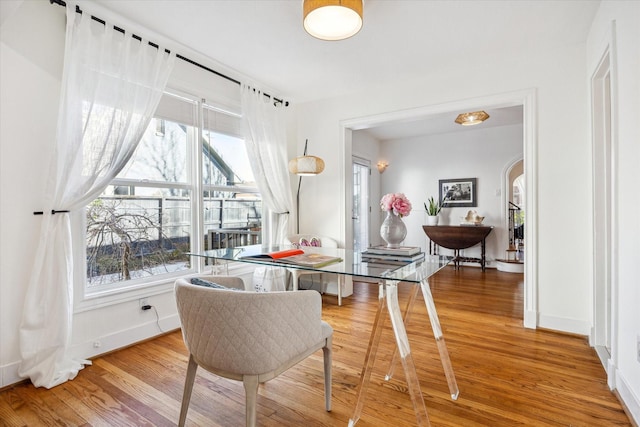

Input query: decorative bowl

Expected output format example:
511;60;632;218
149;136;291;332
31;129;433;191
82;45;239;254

461;210;484;225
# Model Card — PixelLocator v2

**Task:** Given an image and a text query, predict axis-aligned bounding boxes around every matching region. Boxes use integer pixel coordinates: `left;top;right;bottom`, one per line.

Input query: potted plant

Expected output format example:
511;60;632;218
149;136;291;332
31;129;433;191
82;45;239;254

424;196;441;225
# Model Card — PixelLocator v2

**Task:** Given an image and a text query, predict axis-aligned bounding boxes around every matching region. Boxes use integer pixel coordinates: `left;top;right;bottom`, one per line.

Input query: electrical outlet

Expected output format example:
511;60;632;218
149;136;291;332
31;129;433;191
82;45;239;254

139;297;149;308
93;341;101;348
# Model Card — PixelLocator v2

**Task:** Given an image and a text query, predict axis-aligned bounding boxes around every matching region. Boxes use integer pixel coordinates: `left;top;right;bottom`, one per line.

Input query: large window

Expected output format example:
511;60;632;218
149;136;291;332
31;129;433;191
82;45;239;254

84;91;262;294
202;105;261;249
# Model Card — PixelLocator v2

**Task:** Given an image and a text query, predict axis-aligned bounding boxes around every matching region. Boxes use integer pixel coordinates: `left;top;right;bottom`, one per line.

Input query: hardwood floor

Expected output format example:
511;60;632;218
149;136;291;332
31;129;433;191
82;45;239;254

0;267;632;426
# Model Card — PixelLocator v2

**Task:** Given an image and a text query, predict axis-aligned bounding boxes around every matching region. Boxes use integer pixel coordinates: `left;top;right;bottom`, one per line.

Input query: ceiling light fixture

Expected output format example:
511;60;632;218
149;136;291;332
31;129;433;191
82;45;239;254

455;110;490;126
303;0;363;41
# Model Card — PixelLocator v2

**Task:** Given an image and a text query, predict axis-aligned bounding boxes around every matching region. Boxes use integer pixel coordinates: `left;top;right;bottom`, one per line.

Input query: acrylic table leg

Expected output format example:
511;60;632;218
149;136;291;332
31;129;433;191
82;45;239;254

348;283;389;427
420;278;459;400
386;280;432;426
385;283;420;381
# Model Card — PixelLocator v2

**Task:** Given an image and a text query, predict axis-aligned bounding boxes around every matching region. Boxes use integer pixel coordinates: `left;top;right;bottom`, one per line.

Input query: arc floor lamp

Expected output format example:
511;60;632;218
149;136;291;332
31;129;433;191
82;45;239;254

288;139;325;233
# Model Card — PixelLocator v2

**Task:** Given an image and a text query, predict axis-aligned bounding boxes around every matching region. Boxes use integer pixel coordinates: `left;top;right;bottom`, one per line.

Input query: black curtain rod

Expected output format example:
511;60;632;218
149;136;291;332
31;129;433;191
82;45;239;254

49;0;288;106
33;210;69;215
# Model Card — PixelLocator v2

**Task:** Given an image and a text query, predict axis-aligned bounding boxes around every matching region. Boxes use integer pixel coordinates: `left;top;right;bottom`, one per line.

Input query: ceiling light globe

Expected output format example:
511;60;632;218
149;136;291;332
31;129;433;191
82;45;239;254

303;0;363;41
455;110;490;126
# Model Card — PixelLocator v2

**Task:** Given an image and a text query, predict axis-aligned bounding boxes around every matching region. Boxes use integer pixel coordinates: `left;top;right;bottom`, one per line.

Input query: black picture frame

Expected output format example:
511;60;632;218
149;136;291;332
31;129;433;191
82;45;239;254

439;178;477;208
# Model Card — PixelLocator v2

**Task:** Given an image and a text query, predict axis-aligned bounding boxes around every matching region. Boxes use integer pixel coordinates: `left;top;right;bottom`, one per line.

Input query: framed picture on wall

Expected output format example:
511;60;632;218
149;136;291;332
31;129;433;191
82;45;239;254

439;178;477;207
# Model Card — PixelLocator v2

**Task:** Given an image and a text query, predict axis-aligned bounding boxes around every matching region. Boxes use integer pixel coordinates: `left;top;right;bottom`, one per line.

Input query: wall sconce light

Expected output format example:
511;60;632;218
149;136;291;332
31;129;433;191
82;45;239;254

377;161;388;173
455;110;490;126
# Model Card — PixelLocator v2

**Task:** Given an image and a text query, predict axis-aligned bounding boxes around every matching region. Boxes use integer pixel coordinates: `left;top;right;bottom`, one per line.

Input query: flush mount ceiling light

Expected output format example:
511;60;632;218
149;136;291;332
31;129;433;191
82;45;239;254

303;0;363;41
455;110;490;126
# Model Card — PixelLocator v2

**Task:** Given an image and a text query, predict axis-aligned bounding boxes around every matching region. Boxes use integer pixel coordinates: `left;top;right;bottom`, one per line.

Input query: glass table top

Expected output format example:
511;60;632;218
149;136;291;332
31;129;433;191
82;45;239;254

188;244;452;283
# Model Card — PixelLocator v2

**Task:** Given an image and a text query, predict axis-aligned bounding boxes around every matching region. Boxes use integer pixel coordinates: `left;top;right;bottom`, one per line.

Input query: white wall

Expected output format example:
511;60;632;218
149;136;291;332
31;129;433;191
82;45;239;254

587;1;640;421
1;0;67;387
291;1;639;420
361;124;523;265
293;41;592;332
0;0;257;388
0;0;181;388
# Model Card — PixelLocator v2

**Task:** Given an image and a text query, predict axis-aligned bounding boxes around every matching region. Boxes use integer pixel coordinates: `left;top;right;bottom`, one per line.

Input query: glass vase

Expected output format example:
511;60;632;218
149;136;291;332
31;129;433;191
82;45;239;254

380;211;407;248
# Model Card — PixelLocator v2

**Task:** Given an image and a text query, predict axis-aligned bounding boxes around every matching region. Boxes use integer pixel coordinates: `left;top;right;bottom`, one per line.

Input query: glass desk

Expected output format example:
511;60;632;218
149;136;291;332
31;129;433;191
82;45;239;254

188;245;459;426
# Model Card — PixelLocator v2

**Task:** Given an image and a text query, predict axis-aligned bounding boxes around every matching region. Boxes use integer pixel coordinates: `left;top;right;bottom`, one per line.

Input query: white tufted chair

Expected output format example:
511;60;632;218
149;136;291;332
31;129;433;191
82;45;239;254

285;235;344;305
174;276;332;427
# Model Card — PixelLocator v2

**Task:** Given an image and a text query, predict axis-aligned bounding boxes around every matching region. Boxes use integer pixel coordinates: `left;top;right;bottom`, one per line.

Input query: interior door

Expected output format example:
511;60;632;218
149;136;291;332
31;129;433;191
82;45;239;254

593;55;613;360
352;159;370;252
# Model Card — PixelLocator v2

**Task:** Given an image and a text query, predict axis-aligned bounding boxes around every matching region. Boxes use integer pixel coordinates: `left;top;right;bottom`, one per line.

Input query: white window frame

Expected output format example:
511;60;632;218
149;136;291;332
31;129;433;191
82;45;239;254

73;87;262;311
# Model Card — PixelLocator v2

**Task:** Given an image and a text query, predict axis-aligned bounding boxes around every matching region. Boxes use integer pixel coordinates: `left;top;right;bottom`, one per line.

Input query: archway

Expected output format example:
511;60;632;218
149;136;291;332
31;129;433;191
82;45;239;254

497;159;525;273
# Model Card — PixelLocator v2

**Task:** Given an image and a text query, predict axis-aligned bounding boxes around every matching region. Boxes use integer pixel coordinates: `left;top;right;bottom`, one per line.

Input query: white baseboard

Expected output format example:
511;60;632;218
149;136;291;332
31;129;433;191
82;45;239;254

593;345;611;373
524;310;537;329
538;312;591;336
69;313;181;361
1;360;23;388
607;358;617;390
615;368;640;425
1;314;181;389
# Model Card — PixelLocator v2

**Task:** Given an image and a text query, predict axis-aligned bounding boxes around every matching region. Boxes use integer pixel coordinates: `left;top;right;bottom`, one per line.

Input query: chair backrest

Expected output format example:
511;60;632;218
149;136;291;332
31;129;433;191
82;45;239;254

286;234;338;248
191;275;246;290
174;279;324;376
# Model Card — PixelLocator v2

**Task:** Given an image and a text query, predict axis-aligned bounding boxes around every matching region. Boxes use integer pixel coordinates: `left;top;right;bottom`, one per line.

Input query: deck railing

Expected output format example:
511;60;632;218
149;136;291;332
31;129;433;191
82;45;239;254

207;228;262;249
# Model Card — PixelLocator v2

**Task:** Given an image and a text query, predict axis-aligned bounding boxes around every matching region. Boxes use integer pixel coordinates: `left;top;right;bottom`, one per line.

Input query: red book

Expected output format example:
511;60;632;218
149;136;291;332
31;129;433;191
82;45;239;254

257;249;304;259
242;249;342;268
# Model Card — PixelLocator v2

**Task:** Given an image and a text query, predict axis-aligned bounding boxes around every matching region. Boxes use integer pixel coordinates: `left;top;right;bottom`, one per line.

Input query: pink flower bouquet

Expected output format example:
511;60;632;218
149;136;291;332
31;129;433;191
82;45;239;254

380;193;412;217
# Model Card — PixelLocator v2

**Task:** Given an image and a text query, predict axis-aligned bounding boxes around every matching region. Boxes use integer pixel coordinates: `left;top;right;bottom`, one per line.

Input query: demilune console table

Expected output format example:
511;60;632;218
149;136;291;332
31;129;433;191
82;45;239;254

423;225;493;271
188;245;458;426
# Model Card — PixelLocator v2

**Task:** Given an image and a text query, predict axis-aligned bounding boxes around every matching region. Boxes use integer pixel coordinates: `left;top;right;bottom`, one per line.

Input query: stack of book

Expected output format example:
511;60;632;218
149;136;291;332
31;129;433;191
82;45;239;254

361;245;425;265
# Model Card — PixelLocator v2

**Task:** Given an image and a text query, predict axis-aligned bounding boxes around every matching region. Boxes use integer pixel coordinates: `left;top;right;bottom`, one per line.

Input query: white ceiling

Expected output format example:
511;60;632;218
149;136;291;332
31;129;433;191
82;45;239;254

92;0;599;138
361;105;524;141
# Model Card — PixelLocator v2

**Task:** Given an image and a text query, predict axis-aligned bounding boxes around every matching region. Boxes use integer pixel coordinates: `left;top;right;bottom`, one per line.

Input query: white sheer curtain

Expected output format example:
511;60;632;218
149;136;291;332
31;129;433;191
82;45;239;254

241;85;293;246
19;2;175;388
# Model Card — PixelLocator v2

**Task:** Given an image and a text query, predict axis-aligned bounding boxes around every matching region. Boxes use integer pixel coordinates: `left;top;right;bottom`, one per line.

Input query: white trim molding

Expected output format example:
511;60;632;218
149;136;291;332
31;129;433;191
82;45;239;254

340;88;539;329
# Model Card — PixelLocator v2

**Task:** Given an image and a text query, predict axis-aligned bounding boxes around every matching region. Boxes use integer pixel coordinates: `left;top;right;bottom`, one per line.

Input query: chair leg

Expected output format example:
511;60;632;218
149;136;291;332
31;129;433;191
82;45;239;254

178;354;198;427
243;375;259;427
323;337;333;412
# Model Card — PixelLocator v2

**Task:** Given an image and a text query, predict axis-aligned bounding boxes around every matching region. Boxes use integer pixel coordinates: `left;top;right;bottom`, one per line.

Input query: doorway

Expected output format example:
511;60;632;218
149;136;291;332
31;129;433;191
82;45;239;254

498;159;525;272
340;89;537;328
352;158;371;252
591;48;615;377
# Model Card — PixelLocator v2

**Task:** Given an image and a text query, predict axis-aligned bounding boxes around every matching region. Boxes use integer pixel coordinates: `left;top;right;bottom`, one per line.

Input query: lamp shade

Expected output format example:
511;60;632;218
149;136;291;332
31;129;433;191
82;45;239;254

454;110;490;126
288;155;325;176
303;0;363;41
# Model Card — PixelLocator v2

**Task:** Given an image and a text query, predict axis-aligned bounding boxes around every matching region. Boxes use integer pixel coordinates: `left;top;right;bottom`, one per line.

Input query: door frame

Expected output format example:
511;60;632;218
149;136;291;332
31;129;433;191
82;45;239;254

589;22;619;388
352;156;371;252
340;89;538;328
